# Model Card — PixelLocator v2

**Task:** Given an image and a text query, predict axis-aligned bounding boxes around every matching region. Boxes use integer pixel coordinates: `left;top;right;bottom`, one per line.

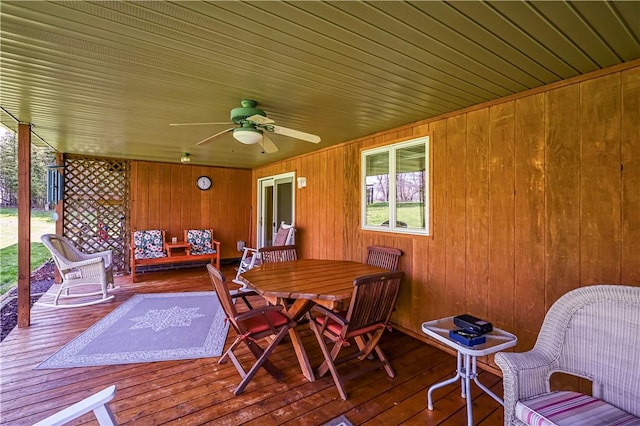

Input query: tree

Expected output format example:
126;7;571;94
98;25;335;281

31;143;55;208
0;129;56;208
0;131;18;207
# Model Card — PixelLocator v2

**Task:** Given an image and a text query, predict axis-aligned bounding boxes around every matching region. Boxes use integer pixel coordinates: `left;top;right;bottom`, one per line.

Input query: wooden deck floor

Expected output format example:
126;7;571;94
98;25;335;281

0;266;505;426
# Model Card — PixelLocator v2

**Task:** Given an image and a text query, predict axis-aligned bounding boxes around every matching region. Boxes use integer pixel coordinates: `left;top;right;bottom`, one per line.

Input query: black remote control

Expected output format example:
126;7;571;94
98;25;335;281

453;314;493;334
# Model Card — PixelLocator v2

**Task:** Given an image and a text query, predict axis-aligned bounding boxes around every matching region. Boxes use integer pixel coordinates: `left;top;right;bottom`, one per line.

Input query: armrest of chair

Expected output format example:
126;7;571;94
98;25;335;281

230;289;259;299
83;250;112;268
33;385;117;426
60;256;105;272
62;257;108;279
240;247;260;268
235;304;285;320
312;305;348;327
240;247;258;259
495;349;556;423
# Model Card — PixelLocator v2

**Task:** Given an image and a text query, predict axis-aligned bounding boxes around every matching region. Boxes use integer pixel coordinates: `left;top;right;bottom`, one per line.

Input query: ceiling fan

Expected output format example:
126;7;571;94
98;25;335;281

169;99;321;153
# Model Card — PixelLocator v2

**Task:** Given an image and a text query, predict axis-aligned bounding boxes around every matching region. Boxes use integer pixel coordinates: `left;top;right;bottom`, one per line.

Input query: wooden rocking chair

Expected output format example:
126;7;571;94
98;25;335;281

232;222;295;286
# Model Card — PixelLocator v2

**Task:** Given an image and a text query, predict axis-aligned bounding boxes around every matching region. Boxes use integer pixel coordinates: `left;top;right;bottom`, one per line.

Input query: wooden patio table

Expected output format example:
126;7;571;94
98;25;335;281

238;258;388;382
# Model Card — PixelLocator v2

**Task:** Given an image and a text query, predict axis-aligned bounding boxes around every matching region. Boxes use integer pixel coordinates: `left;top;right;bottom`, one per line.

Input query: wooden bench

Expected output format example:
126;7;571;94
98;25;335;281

131;229;220;282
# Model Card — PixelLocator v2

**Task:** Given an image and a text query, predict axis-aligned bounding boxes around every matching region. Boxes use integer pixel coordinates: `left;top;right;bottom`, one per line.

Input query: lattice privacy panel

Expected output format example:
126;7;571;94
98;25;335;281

63;156;130;273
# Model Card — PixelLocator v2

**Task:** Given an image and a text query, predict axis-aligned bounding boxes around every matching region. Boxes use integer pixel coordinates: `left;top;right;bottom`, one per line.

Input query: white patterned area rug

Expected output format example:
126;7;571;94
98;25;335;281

37;292;229;369
322;415;354;426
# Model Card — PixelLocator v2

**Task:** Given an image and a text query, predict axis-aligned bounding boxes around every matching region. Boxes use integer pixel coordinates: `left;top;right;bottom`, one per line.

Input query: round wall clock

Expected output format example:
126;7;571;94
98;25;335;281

197;176;212;191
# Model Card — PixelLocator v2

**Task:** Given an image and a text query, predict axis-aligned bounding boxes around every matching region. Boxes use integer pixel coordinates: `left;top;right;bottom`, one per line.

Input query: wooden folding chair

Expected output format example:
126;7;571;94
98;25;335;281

258;245;298;308
258;245;298;263
309;270;404;400
366;245;402;271
207;264;296;395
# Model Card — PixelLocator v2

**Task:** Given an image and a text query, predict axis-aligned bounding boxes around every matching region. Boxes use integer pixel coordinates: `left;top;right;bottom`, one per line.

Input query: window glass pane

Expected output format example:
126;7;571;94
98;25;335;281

396;143;426;230
361;136;430;235
365;151;389;226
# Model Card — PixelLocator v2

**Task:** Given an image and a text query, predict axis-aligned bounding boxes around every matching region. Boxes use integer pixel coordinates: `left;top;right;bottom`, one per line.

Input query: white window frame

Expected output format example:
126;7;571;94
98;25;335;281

361;136;430;235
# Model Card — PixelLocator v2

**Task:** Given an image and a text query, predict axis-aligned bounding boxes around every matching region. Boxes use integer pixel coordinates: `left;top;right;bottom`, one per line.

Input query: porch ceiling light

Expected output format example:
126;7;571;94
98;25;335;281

233;128;263;145
180;152;191;164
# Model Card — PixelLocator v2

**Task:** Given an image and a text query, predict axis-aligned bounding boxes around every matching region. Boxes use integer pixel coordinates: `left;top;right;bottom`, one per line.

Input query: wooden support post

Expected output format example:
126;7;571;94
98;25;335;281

17;122;32;328
54;153;64;284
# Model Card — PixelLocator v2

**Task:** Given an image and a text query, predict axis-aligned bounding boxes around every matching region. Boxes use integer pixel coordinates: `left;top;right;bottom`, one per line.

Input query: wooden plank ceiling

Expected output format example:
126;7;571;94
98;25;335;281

1;1;638;168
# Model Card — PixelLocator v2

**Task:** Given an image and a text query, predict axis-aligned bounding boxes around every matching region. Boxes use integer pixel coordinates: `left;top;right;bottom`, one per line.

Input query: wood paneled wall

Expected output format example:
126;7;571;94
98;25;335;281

130;161;252;260
253;61;640;366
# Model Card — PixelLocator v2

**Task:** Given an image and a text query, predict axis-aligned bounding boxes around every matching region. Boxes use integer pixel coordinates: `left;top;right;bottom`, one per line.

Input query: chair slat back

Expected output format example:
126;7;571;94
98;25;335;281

259;245;298;263
273;222;295;246
366;246;402;271
345;271;404;333
206;264;239;329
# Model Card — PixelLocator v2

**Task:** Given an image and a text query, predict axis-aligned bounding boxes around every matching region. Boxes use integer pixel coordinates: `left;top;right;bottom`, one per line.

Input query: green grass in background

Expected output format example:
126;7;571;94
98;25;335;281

396;202;426;227
0;207;55;248
0;243;52;295
366;202;425;228
365;202;390;225
0;208;56;296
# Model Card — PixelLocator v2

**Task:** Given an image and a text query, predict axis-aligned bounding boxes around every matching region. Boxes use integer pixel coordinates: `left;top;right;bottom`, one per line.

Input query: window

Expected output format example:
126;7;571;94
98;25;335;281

361;136;430;235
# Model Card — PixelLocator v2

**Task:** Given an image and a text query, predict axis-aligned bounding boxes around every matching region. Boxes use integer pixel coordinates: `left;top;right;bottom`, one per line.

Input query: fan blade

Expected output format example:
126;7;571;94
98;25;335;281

195;128;234;146
269;125;321;143
259;134;279;153
169;122;232;126
246;115;274;125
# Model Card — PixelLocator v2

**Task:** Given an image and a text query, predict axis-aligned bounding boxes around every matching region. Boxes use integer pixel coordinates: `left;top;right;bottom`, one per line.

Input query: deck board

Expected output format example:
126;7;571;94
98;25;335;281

0;266;504;425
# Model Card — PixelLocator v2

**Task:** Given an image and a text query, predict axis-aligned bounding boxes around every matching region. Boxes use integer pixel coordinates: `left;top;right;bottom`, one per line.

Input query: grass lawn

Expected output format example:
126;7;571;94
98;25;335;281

0;208;56;296
366;202;426;228
0;208;55;248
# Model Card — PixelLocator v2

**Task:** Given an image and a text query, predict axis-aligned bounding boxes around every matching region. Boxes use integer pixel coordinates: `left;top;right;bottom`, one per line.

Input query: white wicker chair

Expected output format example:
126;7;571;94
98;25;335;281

38;234;118;308
495;285;640;426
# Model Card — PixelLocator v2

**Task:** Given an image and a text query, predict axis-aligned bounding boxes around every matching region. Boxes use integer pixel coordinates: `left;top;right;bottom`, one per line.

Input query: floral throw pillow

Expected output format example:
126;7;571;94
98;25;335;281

187;229;216;254
134;230;166;259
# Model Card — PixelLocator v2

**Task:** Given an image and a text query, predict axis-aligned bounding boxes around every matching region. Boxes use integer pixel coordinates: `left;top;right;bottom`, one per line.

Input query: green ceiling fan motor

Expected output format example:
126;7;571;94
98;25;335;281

230;99;267;124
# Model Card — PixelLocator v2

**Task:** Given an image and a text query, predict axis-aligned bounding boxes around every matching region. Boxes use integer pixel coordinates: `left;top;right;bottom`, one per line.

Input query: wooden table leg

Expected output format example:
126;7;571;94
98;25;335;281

286;299;315;382
288;327;315;382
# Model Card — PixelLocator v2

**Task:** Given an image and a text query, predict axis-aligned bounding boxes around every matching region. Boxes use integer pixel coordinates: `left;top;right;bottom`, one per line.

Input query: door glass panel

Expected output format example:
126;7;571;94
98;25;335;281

275;180;293;229
264;186;274;246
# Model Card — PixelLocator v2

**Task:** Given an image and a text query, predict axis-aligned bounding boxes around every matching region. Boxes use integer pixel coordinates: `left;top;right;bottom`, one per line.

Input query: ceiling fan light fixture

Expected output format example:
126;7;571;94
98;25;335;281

233;128;263;145
180;152;191;163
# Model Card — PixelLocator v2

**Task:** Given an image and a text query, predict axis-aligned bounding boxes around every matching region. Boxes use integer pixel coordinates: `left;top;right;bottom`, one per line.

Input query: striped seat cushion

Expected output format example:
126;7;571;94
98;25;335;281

516;391;640;426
